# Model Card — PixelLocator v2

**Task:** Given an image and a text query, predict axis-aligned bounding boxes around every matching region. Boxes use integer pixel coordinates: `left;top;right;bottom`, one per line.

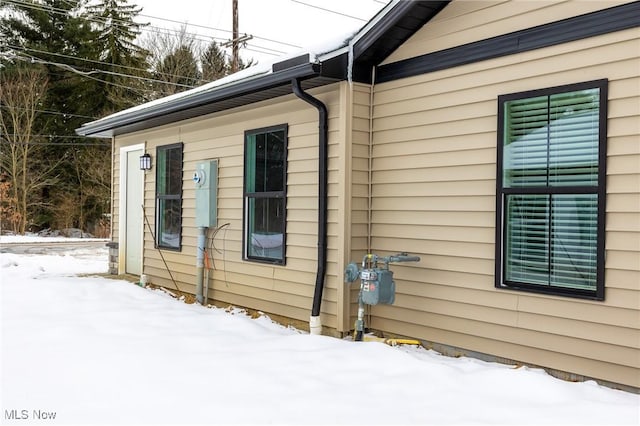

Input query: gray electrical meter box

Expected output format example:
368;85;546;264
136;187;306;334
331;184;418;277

194;160;218;227
360;269;395;305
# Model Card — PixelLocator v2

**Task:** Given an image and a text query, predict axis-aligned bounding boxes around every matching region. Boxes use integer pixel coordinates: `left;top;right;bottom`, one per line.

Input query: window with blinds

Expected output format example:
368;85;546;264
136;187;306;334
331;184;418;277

496;80;607;300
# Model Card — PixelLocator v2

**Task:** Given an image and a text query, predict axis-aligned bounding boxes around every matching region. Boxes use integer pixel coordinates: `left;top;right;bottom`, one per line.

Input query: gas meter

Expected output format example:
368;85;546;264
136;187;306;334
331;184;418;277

360;267;395;305
345;252;420;341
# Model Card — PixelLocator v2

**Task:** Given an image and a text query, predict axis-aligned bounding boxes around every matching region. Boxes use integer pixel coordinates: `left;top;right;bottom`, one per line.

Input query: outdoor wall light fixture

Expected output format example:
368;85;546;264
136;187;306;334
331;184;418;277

140;153;152;171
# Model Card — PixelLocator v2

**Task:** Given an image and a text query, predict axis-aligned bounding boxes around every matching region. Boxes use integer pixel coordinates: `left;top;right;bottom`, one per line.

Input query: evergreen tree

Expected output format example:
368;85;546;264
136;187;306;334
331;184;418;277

154;44;200;96
0;0;149;233
0;0;257;233
200;40;255;84
85;0;150;112
0;0;96;139
1;0;97;230
201;41;229;82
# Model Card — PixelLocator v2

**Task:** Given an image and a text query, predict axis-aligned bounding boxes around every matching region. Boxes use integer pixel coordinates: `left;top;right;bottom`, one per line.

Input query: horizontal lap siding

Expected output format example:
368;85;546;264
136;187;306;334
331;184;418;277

347;84;374;328
370;24;640;388
115;85;342;329
383;0;635;65
351;84;372;255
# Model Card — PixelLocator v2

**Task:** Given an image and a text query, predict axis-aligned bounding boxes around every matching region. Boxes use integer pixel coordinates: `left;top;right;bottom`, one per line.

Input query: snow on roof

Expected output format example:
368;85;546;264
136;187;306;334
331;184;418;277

94;63;270;124
80;1;400;130
83;28;359;127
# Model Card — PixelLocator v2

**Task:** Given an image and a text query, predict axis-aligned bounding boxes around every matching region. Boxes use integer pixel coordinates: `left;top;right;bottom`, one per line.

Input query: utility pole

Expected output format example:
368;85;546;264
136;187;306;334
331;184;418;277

232;0;239;73
221;0;252;72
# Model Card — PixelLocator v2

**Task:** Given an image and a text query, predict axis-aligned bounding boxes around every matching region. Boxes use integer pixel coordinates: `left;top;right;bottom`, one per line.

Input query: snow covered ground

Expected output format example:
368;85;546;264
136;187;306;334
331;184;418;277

1;236;638;425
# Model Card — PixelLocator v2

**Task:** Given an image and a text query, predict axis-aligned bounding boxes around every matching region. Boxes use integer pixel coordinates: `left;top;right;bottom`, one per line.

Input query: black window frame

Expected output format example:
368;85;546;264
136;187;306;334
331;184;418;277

155;142;183;251
495;79;608;300
243;124;288;265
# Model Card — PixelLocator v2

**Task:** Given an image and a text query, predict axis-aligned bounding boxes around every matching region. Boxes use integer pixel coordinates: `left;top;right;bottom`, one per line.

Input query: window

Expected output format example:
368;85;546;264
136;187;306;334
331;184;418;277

243;125;287;264
495;80;607;300
156;143;183;250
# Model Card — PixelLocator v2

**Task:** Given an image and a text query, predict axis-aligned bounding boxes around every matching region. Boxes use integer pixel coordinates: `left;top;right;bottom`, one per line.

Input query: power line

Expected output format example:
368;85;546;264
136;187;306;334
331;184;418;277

5;45;144;75
31;53;195;88
4;0;376;68
137;12;301;49
4;0;300;52
4;51;159;97
6;51;190;95
1;141;110;145
4;0;132;29
0;136;111;144
138;12;232;35
6;46;200;88
1;134;106;140
135;10;301;50
2;0;391;90
2;3;244;80
6;39;277;92
2;0;230;53
0;105;97;120
4;0;389;54
290;0;367;22
3;0;305;66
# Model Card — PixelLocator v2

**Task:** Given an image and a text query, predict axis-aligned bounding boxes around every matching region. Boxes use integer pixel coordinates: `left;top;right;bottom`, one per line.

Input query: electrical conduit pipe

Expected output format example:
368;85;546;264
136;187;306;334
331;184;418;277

196;226;207;304
291;78;328;336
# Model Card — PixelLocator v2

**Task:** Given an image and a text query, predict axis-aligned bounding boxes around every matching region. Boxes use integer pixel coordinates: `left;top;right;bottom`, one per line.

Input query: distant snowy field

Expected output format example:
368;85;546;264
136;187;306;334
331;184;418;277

0;233;107;244
1;236;638;425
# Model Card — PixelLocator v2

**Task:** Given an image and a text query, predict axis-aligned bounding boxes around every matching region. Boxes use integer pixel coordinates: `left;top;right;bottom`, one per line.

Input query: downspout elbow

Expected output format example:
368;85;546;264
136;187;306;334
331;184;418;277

291;78;328;335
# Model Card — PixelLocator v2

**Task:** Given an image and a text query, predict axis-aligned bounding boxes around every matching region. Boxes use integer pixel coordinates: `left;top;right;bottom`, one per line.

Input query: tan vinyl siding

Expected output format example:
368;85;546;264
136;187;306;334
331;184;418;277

345;82;374;330
369;15;640;389
113;84;343;329
383;0;636;65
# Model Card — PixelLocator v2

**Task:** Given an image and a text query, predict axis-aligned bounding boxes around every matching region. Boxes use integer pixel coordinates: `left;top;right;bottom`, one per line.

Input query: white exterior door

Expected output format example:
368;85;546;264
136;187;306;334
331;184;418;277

120;145;144;276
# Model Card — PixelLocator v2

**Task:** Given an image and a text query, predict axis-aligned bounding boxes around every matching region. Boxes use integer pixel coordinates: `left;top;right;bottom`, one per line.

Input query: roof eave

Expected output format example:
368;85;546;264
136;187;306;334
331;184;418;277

76;62;322;138
353;0;450;68
76;1;452;138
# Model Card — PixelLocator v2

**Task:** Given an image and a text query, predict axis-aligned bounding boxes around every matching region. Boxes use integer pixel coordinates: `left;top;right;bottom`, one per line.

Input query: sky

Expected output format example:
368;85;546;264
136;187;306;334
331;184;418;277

131;0;390;65
1;235;639;425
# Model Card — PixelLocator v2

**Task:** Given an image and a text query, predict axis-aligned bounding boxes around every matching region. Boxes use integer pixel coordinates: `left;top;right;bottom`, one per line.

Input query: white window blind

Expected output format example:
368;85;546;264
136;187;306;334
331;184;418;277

501;87;601;293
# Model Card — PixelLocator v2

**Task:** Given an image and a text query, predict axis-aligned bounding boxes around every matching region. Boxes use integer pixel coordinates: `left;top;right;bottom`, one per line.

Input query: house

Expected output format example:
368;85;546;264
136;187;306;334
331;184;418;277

77;0;640;391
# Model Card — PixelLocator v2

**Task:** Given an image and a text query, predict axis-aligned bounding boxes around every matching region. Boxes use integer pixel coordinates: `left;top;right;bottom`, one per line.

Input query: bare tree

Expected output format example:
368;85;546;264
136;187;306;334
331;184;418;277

0;174;19;235
69;145;111;234
0;65;62;234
